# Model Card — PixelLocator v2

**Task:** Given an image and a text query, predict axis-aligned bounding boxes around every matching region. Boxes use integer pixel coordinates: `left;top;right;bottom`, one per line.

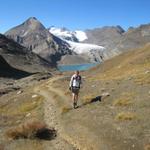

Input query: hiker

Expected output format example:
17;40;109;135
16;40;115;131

69;70;82;109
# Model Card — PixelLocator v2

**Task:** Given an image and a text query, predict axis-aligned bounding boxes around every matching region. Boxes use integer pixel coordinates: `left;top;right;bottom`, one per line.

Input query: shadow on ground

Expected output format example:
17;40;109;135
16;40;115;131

36;128;57;140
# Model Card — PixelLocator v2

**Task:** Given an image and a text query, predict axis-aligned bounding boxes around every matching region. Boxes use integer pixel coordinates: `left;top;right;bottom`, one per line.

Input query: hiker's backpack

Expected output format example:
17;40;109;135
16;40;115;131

72;75;81;88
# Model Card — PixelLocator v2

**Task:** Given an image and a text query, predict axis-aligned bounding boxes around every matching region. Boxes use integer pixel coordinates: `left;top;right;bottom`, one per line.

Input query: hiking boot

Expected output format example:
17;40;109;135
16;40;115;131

73;102;77;109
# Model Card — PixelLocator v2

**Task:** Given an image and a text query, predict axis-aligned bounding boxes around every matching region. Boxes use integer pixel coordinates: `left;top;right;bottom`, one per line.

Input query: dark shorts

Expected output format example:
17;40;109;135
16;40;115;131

72;87;80;94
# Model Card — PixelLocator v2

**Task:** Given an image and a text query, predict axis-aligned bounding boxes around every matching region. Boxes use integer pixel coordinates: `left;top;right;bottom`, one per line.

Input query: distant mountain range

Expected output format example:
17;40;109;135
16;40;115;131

4;17;150;65
48;24;150;61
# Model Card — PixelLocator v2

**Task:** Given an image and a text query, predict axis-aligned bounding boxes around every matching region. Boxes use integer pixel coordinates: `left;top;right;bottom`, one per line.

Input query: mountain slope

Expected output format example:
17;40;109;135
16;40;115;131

5;17;72;64
113;24;150;52
84;26;124;48
0;33;52;73
51;43;150;150
0;55;31;79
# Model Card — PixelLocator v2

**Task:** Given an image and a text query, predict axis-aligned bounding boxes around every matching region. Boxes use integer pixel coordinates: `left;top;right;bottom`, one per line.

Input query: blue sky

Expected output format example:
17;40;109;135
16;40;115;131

1;0;150;33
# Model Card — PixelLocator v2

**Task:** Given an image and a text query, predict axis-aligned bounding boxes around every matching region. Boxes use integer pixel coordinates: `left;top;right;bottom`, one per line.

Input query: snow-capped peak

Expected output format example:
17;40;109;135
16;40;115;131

48;26;105;62
49;26;71;37
49;27;88;42
74;30;88;42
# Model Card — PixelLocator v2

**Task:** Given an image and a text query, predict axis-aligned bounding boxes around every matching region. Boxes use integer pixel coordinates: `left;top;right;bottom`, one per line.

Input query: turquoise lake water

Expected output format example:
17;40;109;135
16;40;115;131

57;63;99;71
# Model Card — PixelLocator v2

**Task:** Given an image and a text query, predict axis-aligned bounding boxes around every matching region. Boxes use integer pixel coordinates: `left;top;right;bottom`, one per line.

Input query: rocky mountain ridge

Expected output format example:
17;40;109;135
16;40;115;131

5;17;72;65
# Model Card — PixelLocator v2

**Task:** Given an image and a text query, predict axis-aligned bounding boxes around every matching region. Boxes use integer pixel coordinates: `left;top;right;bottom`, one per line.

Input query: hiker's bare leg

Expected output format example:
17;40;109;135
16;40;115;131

72;93;75;102
72;93;76;108
75;94;78;103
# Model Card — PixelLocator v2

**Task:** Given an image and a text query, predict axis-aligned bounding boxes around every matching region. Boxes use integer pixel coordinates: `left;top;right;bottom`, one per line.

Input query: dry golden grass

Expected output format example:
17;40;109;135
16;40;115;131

92;64;148;81
121;92;135;96
144;144;150;150
0;96;43;115
52;94;59;99
113;92;135;106
61;107;72;114
5;119;47;139
134;73;150;85
113;98;132;106
0;105;9;114
52;84;60;88
115;112;136;121
19;97;43;113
